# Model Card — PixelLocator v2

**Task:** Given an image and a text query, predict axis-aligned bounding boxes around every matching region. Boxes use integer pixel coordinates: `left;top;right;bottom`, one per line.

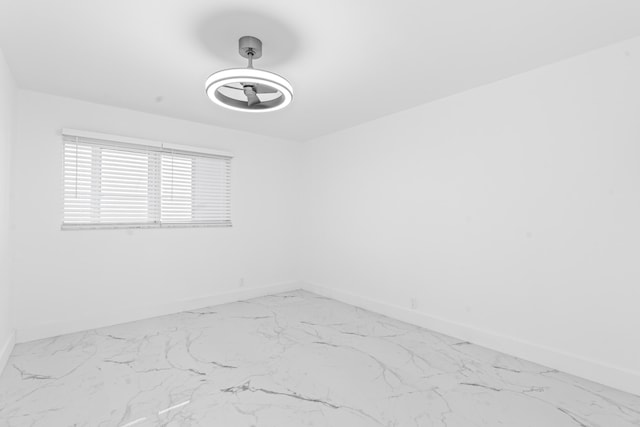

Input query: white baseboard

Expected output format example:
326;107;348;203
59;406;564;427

0;329;16;376
303;282;640;397
16;282;302;343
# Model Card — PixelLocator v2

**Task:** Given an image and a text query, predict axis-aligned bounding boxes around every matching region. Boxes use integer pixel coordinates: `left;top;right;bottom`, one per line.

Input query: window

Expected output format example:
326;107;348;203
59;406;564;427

62;129;232;229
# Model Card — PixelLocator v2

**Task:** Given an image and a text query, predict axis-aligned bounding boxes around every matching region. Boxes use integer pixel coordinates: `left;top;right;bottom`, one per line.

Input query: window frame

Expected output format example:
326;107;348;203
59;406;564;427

61;128;233;230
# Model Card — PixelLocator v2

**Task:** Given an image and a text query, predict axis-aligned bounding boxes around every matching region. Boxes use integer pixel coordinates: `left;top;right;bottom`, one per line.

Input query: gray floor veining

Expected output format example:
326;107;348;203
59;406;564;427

0;290;638;426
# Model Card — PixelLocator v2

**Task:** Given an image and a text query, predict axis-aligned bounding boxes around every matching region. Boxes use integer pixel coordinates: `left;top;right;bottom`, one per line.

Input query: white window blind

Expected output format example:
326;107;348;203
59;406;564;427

62;129;232;229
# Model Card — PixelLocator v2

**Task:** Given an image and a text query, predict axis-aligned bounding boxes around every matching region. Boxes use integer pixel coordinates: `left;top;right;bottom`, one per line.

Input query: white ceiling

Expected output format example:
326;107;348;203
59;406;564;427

1;0;640;142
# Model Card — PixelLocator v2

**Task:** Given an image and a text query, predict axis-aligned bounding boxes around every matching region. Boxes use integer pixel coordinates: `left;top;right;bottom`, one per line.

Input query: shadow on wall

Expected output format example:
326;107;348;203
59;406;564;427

195;8;301;68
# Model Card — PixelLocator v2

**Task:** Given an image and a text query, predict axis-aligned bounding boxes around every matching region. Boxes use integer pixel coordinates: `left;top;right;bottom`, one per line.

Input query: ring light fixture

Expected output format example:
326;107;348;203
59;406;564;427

205;36;293;112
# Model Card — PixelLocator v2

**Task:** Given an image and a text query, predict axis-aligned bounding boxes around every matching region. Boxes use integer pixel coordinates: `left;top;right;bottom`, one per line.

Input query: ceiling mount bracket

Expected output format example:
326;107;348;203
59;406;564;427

239;36;262;59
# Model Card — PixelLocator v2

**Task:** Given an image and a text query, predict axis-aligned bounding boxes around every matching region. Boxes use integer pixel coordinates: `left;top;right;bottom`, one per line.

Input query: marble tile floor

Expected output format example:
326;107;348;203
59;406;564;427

0;290;639;427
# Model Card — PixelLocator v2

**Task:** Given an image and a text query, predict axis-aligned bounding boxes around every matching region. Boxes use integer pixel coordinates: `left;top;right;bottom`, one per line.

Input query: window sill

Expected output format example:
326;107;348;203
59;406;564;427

61;222;232;231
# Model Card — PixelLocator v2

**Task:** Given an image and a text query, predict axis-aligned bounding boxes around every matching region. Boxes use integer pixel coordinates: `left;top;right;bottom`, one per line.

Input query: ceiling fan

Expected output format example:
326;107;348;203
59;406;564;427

205;36;294;112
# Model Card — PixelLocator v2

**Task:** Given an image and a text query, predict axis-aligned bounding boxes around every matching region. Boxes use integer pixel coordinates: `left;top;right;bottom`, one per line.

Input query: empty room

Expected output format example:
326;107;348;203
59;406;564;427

0;0;639;426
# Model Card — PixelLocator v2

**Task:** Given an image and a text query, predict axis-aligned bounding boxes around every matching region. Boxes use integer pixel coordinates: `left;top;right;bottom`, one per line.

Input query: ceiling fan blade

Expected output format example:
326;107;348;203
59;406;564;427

247;93;261;107
253;83;278;94
243;86;261;107
222;84;243;90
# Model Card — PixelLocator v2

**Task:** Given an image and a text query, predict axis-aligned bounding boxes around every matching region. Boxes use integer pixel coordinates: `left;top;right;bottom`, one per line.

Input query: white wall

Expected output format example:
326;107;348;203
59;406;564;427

0;48;16;370
11;91;303;341
303;36;640;394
